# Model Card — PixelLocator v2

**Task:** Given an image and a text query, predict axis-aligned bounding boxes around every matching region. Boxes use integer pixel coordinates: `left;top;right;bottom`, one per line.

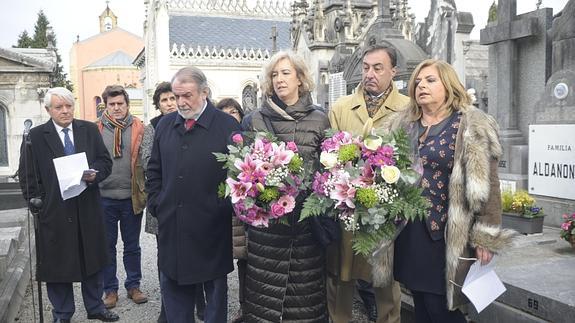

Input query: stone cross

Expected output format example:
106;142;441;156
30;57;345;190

271;25;278;54
480;0;538;138
378;0;393;28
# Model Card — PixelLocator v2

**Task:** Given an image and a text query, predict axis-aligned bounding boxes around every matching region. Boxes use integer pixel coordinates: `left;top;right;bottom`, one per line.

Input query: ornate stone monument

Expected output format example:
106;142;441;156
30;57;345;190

329;0;426;96
0;47;55;178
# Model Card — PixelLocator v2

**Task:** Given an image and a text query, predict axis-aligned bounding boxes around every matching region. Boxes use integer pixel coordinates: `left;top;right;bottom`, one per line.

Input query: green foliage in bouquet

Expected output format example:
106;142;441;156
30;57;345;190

302;127;430;256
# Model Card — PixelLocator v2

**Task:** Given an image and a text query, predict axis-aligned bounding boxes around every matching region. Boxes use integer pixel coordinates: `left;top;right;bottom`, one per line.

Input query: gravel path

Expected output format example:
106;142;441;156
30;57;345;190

15;227;371;322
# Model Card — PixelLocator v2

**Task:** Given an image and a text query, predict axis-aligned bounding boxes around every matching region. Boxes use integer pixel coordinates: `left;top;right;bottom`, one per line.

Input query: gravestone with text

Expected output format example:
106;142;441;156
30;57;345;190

530;0;575;227
473;1;575;321
480;0;553;191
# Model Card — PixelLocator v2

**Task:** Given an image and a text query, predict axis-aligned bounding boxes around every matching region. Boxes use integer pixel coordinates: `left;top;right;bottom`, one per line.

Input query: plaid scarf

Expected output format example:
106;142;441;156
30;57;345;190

101;110;132;158
363;85;392;118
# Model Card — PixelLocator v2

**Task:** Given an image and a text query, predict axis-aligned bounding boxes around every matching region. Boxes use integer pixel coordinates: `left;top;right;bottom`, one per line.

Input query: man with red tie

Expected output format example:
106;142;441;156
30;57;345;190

146;66;241;322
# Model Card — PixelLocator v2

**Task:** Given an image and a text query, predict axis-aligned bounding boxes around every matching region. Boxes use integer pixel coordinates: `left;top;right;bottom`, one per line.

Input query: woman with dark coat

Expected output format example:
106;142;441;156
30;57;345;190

140;82;178;323
378;59;515;322
241;51;330;322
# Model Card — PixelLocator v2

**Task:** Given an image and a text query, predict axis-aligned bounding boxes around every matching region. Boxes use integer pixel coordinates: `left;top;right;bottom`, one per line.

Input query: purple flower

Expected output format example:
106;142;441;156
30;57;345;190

365;145;396;167
312;172;330;196
321;137;339;152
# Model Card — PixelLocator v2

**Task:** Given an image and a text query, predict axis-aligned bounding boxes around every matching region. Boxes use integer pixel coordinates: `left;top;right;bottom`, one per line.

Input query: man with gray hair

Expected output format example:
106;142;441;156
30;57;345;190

19;87;118;322
146;66;241;322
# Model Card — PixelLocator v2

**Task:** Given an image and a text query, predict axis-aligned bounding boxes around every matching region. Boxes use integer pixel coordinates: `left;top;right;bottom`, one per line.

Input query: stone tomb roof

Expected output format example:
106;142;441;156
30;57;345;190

169;15;291;52
87;50;135;68
0;47;55;72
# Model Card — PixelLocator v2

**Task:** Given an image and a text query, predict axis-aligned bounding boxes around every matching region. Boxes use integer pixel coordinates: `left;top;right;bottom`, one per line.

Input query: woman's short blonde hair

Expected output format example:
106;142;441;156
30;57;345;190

260;51;315;97
406;59;471;120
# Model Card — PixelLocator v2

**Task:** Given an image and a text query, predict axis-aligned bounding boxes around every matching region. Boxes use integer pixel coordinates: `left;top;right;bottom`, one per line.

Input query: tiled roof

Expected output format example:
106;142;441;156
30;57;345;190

169;15;291;51
87;50;135;67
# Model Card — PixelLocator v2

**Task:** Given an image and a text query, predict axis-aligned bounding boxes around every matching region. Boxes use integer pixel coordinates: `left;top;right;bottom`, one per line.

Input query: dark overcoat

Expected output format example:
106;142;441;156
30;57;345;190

241;93;330;322
146;102;241;284
19;119;112;282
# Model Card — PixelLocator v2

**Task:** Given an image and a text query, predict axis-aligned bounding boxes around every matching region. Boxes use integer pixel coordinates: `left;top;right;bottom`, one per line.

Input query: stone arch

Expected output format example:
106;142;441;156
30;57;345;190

242;82;258;113
0;104;8;166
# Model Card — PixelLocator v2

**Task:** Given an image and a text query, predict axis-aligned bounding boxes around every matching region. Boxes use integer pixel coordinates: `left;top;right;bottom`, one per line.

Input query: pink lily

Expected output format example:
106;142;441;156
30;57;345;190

330;174;356;209
270;143;294;166
226;178;252;204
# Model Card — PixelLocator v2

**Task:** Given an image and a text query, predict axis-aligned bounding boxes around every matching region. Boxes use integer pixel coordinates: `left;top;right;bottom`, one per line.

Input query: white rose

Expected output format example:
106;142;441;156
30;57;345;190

381;165;401;184
363;135;383;151
320;152;338;169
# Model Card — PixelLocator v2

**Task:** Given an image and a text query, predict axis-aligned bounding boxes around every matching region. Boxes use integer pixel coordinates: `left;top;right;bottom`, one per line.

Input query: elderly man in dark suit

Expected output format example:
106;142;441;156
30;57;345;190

19;87;118;322
146;67;241;323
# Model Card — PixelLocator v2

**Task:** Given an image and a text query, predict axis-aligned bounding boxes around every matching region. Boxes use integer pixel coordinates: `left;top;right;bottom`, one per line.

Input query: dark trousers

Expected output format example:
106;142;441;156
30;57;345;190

160;271;227;323
156;235;167;323
357;279;376;308
46;271;105;321
412;290;466;323
237;258;247;304
101;197;143;293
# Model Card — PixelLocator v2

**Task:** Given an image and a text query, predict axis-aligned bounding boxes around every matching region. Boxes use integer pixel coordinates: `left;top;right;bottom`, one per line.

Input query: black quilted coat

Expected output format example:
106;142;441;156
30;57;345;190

241;93;330;322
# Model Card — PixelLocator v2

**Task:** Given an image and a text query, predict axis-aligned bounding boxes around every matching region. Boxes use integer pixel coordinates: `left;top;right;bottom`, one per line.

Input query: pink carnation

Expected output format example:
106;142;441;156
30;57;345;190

270;203;286;218
286;141;298;152
232;133;243;144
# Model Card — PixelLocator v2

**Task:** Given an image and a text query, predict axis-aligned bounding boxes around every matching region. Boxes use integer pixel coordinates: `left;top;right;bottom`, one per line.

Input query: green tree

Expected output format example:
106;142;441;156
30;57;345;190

488;1;497;23
13;10;73;91
32;10;50;47
15;30;33;48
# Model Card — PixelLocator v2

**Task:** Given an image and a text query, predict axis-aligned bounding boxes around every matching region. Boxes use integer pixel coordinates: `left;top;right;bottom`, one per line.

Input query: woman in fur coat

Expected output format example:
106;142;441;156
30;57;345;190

383;59;515;322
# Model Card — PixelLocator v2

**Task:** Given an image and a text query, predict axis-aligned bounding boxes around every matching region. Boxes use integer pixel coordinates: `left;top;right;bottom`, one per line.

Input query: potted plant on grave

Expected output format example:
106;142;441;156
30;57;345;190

501;190;545;234
560;212;575;249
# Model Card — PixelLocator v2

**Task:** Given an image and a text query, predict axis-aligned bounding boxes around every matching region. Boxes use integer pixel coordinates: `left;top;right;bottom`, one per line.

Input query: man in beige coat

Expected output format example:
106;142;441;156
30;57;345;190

327;45;409;323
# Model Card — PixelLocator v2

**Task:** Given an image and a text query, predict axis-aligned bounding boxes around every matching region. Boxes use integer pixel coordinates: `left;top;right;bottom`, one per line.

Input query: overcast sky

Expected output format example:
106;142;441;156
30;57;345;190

0;0;569;74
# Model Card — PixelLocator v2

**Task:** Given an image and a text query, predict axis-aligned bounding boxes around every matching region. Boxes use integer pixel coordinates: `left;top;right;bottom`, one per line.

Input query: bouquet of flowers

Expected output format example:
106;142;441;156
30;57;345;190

214;132;306;227
301;127;430;256
560;212;575;245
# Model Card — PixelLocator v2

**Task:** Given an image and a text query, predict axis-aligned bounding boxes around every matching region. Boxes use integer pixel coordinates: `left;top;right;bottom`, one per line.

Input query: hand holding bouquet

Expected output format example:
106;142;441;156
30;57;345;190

301;128;430;256
214;132;306;227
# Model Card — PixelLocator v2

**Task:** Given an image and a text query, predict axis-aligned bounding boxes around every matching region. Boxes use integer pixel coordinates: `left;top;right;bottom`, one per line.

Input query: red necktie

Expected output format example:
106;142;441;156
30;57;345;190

185;119;196;130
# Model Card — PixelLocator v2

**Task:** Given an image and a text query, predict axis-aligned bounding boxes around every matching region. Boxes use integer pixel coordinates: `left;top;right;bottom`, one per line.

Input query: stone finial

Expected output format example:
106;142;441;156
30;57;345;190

46;27;55;49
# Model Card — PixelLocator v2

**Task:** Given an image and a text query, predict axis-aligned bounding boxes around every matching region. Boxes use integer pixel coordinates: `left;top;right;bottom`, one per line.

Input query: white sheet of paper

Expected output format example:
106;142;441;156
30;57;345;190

53;152;89;200
462;259;506;313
